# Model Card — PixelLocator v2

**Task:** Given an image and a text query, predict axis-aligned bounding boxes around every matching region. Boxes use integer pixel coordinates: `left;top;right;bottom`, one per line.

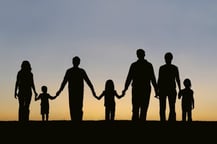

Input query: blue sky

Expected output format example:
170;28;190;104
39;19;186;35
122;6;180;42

0;0;217;121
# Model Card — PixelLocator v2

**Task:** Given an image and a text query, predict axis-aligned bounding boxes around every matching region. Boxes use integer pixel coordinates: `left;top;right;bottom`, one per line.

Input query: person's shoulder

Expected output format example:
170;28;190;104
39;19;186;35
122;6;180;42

79;67;86;73
65;67;75;73
66;67;73;71
159;64;167;68
171;64;178;68
17;70;22;75
131;61;137;65
146;60;153;66
38;93;43;97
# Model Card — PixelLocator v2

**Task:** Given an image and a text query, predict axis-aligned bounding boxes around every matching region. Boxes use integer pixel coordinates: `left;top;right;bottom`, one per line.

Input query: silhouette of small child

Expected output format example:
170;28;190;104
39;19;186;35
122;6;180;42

35;85;57;121
95;79;124;121
178;78;195;122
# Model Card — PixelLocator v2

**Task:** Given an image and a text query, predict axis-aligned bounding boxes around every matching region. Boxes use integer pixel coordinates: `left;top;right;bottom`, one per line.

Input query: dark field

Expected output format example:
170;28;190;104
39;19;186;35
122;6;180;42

1;120;216;143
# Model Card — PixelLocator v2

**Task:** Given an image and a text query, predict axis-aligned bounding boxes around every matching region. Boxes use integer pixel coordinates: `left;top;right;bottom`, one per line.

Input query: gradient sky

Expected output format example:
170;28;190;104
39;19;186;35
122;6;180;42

1;0;217;121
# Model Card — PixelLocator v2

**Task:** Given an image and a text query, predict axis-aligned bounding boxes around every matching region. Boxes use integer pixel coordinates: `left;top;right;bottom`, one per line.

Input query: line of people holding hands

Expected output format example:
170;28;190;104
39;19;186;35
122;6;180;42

14;48;194;122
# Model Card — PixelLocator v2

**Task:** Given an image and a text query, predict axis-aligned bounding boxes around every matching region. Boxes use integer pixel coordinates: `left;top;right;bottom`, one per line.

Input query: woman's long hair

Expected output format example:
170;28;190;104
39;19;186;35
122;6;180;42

21;60;32;72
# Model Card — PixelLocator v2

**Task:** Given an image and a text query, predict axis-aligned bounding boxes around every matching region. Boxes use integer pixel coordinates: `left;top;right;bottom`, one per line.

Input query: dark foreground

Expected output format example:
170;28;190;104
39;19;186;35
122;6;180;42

1;120;216;142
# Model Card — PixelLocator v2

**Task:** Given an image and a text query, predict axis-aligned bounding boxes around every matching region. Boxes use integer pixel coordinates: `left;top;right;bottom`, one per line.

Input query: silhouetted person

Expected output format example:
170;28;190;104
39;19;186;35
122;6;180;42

95;79;124;121
56;56;97;122
178;78;194;122
35;85;57;121
14;60;38;122
156;52;181;122
122;49;158;121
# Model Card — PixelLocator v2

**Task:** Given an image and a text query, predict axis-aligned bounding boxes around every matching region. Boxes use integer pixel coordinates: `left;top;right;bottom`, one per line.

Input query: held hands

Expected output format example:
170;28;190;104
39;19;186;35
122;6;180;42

95;95;100;100
119;90;126;98
56;90;61;97
154;90;159;99
34;92;38;101
121;89;127;97
178;91;182;99
14;92;18;99
92;90;99;100
154;95;159;99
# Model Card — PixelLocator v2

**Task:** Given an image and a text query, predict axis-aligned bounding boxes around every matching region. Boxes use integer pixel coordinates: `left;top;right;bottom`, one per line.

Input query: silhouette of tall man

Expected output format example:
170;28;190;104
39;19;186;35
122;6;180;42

156;52;181;122
122;49;158;121
56;56;96;121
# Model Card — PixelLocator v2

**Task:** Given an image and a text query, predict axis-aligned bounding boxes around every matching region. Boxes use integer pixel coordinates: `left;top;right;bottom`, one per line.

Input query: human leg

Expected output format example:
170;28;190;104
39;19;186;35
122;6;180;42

187;110;192;122
159;95;166;122
168;90;177;122
110;106;115;121
105;107;110;121
132;88;140;121
18;96;25;122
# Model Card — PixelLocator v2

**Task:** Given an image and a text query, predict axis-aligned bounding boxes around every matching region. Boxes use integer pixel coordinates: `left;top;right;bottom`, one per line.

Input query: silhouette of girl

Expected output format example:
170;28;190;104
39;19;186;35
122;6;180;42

96;79;123;121
14;60;38;122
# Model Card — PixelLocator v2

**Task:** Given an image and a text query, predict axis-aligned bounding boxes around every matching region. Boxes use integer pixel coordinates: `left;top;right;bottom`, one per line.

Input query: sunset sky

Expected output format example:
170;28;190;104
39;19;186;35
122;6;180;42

1;0;217;121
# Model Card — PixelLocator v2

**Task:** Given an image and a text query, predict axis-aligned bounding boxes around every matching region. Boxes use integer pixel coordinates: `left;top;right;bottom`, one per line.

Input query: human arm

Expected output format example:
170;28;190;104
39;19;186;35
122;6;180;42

31;74;38;98
83;70;97;98
122;64;133;95
35;94;41;101
14;72;19;99
56;71;68;97
150;64;158;97
192;91;194;109
178;90;182;99
96;91;105;100
155;67;161;99
48;94;57;100
115;90;124;99
176;67;181;92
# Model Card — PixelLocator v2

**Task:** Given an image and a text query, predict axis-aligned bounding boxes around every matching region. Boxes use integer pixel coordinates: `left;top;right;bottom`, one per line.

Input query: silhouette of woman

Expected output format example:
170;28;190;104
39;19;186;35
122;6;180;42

14;60;38;122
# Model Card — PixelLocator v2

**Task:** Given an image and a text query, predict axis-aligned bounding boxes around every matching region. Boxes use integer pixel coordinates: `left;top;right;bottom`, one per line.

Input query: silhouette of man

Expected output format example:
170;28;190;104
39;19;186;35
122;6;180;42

156;52;181;122
56;56;96;121
122;49;158;121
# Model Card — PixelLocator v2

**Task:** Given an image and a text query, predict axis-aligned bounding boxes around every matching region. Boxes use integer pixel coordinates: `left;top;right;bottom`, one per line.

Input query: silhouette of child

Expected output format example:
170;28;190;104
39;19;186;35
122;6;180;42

35;85;57;121
178;78;194;122
95;79;124;121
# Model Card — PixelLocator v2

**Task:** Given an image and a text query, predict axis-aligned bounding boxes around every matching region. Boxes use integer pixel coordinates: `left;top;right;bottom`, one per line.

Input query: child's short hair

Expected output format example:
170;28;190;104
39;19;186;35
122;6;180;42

41;85;47;92
183;78;191;87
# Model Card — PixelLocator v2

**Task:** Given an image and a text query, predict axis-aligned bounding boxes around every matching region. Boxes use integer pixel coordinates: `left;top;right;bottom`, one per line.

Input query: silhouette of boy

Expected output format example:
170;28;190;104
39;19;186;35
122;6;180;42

178;78;194;122
35;85;57;121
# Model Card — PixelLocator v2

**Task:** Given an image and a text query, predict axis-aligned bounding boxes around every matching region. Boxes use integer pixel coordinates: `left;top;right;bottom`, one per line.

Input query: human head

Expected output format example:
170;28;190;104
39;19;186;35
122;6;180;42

21;60;32;71
41;85;48;93
164;52;173;64
72;56;80;67
136;49;145;60
105;79;114;91
183;78;191;88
